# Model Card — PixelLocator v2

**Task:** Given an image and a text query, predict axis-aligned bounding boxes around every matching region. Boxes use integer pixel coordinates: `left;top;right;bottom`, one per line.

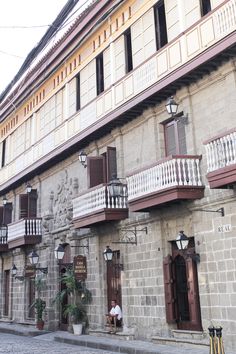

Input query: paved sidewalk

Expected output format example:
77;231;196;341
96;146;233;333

0;321;233;354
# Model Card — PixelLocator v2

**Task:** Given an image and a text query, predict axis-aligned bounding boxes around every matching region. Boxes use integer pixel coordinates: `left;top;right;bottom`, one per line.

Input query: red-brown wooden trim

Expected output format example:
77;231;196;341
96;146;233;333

8;235;42;249
0;244;8;252
128;186;205;212
206;163;236;188
73;208;128;228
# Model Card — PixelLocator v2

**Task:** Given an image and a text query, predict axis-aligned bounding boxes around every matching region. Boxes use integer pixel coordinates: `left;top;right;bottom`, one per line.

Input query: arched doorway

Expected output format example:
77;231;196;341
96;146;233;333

163;238;202;331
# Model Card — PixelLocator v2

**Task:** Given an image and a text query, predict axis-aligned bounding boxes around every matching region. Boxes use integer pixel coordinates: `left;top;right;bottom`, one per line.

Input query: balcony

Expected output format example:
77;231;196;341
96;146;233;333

0;226;8;252
7;218;42;249
205;129;236;188
127;156;204;212
73;183;128;228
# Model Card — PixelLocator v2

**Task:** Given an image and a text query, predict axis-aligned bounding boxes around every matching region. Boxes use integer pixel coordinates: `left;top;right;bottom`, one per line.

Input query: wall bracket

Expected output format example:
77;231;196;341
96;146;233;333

112;226;147;245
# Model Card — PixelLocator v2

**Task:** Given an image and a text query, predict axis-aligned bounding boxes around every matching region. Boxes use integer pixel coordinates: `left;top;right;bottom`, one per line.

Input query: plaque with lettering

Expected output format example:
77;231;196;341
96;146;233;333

25;265;36;277
73;255;87;281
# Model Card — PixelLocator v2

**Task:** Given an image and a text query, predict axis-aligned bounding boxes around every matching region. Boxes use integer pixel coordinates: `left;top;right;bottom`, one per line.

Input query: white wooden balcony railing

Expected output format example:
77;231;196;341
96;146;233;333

73;183;128;219
127;156;202;202
7;218;42;242
0;225;7;244
205;129;236;172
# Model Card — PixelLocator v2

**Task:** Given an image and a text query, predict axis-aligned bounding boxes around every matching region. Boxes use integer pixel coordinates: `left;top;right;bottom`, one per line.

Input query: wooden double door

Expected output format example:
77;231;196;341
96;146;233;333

106;250;122;311
163;247;202;331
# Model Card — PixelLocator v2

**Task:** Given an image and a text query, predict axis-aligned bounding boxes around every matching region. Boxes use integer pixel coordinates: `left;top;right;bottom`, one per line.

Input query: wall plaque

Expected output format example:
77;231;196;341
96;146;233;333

25;265;36;277
74;255;87;281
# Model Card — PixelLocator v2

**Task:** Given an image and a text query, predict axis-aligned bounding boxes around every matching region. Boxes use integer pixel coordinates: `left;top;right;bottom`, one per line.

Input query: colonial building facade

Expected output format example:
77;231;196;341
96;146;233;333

0;0;236;350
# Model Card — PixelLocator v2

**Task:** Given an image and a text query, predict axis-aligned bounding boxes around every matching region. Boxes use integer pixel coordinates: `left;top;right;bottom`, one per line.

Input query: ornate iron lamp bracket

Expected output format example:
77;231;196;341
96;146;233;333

112;226;148;245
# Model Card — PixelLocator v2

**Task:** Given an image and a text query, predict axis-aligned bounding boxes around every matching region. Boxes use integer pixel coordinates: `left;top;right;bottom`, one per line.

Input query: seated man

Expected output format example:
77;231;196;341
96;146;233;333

106;299;122;333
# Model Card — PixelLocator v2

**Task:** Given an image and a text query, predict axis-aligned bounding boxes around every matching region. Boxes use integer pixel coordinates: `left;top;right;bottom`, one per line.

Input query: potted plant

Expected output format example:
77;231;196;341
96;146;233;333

53;269;92;334
31;298;46;330
30;277;46;330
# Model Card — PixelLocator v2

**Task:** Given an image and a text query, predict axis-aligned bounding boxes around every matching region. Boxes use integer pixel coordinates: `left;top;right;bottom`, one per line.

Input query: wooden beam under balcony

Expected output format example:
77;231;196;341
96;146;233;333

73;209;128;228
127;155;204;212
206;165;236;189
73;184;128;228
7;218;42;249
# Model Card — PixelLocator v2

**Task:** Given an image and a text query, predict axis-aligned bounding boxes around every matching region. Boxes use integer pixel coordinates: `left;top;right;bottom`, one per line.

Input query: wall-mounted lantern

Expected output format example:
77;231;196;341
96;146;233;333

176;230;189;250
175;231;200;263
107;175;125;198
78;150;87;168
28;250;48;274
26;182;32;194
103;246;113;261
165;96;188;124
54;244;65;260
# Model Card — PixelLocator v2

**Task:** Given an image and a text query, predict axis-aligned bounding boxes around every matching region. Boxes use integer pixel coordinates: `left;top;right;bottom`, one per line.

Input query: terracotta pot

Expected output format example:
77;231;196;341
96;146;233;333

36;320;45;330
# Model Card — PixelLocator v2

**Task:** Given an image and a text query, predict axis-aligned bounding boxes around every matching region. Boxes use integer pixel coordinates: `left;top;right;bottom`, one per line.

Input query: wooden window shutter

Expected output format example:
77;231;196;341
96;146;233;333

3;203;12;224
106;147;117;183
163;255;176;323
164;120;187;156
0;207;3;225
19;194;28;219
177;120;187;155
28;190;37;218
87;156;106;188
165;122;176;156
185;257;202;329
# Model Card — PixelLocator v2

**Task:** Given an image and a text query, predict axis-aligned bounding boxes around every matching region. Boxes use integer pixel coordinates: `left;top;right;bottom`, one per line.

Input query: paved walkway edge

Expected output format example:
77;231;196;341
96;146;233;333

55;335;167;354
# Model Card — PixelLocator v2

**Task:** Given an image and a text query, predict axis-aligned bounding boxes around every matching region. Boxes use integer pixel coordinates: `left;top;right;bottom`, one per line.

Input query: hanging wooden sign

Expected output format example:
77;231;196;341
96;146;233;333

24;265;36;277
73;255;87;281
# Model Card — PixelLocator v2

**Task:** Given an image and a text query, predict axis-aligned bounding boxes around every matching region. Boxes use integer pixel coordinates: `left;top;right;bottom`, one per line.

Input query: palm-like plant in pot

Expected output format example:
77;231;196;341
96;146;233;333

30;277;46;330
53;269;92;334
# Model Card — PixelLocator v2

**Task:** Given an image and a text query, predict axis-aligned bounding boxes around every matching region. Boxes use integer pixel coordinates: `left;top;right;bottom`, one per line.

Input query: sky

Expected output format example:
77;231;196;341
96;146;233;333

0;0;91;95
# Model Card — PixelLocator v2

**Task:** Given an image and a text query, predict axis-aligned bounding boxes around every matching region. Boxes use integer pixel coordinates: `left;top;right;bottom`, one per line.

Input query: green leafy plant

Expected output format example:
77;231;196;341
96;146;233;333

53;269;92;326
31;298;46;322
29;277;47;327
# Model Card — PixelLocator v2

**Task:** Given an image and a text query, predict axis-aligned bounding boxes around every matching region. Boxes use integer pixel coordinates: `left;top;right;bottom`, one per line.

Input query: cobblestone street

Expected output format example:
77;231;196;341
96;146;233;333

0;332;117;354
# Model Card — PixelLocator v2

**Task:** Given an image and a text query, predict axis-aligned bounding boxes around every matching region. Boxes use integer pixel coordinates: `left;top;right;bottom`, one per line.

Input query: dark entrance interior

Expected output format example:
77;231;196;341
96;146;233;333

59;266;69;330
163;239;202;331
175;255;190;325
3;270;10;317
106;250;122;311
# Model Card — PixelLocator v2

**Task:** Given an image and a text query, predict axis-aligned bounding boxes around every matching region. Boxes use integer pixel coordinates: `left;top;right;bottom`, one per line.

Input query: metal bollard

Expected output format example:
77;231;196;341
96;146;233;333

208;326;225;354
208;326;217;354
215;326;225;354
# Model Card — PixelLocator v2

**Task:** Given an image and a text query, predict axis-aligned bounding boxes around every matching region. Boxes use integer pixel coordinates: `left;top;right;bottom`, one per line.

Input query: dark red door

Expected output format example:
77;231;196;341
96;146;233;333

107;250;122;312
163;248;202;331
4;270;10;317
59;266;69;330
28;277;35;319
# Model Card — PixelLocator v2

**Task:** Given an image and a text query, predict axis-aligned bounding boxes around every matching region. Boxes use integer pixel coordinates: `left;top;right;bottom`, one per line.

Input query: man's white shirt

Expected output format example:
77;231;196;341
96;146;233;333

110;305;122;320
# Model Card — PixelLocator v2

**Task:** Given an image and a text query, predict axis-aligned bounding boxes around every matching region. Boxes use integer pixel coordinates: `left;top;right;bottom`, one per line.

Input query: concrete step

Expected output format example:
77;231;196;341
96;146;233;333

172;329;207;340
152;335;209;350
89;328;135;340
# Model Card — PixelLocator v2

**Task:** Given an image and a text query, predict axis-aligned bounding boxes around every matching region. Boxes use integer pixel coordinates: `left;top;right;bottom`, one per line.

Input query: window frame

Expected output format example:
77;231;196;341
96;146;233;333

154;0;168;51
124;28;133;73
96;52;104;96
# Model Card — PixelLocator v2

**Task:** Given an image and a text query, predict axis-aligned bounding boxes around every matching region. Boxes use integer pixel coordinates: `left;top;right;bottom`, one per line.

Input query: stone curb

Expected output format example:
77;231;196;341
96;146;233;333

54;335;167;354
0;325;49;337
